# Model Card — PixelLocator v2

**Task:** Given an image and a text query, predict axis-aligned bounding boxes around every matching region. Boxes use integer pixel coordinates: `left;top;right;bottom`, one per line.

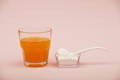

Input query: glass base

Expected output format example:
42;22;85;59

24;61;48;67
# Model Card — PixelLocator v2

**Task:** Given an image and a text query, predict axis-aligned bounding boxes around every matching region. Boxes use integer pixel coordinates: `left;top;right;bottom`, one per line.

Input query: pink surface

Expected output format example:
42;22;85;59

0;0;120;80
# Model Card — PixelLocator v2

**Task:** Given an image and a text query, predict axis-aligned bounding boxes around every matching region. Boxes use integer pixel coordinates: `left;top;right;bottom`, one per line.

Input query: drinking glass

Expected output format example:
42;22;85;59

18;27;52;67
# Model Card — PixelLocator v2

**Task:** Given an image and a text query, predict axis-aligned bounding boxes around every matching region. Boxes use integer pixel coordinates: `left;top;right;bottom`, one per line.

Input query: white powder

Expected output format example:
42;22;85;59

56;48;79;66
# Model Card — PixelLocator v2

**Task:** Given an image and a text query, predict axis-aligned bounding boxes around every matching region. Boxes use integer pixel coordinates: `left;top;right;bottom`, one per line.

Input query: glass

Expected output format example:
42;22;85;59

18;27;52;67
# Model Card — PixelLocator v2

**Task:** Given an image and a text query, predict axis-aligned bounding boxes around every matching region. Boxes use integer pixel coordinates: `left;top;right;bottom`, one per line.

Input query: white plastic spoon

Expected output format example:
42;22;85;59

56;46;108;67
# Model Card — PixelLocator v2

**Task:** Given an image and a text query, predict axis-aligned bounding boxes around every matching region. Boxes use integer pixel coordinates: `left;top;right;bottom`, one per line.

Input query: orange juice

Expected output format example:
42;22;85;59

20;37;50;67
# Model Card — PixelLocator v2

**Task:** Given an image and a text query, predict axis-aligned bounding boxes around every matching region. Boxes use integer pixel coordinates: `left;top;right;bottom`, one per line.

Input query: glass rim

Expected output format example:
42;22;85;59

18;27;52;33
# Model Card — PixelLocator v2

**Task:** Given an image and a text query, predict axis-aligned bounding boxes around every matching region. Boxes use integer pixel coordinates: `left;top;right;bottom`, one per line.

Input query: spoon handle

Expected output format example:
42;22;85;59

74;47;107;55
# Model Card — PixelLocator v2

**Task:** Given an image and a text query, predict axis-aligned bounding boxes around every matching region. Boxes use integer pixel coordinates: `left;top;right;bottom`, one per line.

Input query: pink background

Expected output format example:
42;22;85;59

0;0;120;80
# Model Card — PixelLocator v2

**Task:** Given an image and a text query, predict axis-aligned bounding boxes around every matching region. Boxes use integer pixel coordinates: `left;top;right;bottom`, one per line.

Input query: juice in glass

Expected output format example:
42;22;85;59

20;37;50;67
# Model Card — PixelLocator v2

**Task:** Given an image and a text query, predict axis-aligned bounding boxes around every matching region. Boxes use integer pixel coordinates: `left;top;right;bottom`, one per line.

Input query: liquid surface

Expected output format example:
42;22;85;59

20;37;50;67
